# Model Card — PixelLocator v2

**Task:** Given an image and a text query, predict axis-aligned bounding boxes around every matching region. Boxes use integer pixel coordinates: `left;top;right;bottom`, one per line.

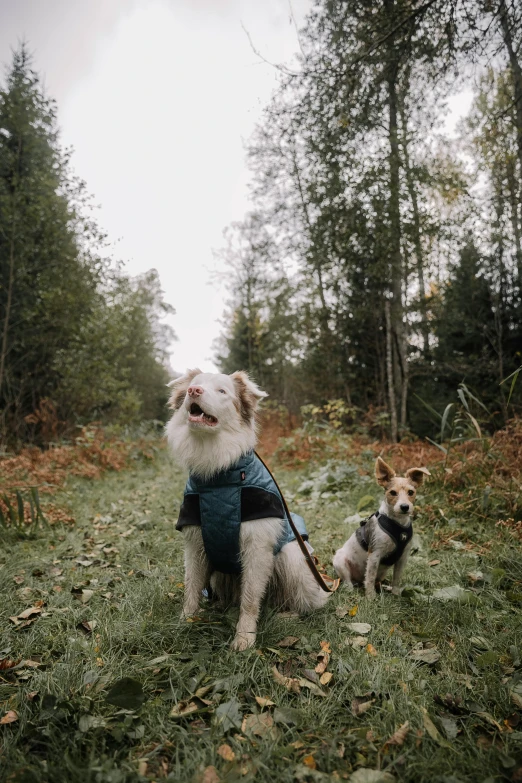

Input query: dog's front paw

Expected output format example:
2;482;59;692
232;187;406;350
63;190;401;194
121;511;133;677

230;633;255;652
365;589;377;601
180;606;198;621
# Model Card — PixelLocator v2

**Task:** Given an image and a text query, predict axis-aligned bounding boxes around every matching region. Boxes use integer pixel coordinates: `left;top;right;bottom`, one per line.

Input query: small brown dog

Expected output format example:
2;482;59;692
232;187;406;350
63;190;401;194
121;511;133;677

333;457;430;599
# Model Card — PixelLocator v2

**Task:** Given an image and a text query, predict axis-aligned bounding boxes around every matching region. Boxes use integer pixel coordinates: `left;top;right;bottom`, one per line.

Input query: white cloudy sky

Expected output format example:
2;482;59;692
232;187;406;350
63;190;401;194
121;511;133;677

0;0;472;375
0;0;312;373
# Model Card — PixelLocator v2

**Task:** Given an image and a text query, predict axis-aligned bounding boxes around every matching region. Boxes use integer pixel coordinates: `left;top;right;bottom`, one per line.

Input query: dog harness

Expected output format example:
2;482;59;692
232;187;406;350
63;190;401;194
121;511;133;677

355;511;413;566
176;450;309;574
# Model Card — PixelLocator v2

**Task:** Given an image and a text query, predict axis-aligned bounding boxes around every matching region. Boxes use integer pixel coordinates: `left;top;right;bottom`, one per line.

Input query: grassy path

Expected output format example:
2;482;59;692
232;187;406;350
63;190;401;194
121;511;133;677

1;445;522;782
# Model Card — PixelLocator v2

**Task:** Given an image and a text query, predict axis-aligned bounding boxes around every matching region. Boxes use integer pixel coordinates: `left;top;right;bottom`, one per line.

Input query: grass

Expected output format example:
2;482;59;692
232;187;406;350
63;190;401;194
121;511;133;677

1;437;522;783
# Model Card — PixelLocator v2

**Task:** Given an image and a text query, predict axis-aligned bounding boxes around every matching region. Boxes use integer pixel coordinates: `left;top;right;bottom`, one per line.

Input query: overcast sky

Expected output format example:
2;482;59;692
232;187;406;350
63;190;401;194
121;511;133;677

0;0;313;373
0;0;471;375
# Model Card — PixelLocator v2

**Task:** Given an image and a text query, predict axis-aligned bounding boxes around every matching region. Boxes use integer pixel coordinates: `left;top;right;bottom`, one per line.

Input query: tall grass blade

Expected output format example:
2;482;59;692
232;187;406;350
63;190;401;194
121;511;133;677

457;387;470;412
440;403;454;442
425;436;447;454
459;383;489;413
414;394;442;422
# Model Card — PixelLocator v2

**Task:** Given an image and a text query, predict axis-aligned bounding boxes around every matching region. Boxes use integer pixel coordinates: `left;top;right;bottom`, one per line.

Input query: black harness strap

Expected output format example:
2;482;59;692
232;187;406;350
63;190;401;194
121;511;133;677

356;511;413;566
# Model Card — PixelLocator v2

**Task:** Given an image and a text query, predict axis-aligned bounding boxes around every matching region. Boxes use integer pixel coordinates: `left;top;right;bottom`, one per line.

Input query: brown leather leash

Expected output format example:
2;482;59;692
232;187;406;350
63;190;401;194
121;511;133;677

255;452;340;594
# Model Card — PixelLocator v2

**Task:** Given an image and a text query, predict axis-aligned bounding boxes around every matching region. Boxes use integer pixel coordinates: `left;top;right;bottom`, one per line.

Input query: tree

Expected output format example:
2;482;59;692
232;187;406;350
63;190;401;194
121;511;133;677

0;46;174;444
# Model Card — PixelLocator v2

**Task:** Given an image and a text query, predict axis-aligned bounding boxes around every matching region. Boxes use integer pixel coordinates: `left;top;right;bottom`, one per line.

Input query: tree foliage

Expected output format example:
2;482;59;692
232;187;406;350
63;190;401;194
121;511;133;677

0;46;174;445
217;0;522;439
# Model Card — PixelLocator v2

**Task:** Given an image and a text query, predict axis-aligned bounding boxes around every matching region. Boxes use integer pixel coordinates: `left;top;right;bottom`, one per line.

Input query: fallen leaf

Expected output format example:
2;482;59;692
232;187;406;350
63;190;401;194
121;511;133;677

428;560;441;567
299;679;327;696
302;755;316;770
77;620;97;634
366;644;378;657
78;714;106;732
217;743;235;762
13;575;24;585
432;585;478;604
277;636;300;648
76;559;93;567
420;707;452;748
272;665;300;693
0;710;18;724
27;691;39;701
320;672;333;685
0;658;21;671
469;636;490;650
255;696;275;708
511;683;522;709
409;648;441;665
351;696;375;717
438;715;458;740
384;721;409;747
315;640;331;674
214;699;242;732
273;706;300;726
169;700;201;718
347;623;372;635
346;636;367;649
241;712;274;737
349;770;395;783
105;678;146;710
336;606;349;618
17;606;43;620
200;766;220;783
349;605;358;616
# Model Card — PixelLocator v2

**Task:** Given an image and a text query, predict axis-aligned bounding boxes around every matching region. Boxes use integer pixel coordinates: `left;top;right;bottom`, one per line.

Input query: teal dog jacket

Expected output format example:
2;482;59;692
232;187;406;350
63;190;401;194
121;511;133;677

176;450;308;574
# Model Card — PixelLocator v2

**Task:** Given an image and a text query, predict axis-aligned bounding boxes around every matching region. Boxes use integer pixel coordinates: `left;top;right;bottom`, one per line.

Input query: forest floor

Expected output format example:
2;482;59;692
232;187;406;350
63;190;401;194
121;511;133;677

1;422;522;783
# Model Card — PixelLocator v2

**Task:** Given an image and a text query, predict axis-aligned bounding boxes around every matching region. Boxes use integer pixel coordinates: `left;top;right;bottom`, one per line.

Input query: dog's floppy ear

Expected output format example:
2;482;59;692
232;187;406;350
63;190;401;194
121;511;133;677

405;467;431;487
230;371;268;424
375;456;396;486
167;368;202;410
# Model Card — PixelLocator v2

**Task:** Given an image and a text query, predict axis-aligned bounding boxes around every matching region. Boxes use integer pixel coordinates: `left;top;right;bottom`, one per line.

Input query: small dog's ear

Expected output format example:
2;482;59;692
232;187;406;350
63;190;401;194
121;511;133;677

405;467;431;487
230;371;268;424
167;368;202;410
375;456;396;486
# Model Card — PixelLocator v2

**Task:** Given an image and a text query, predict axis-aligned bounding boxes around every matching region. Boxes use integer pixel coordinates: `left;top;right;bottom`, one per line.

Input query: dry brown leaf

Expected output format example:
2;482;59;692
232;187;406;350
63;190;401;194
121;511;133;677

277;636;300;648
346;635;367;649
315;640;331;674
272;665;301;693
320;672;333;686
302;755;317;769
0;658;21;671
17;606;43;620
0;710;18;724
351;696;375;717
241;712;274;737
200;766;220;783
217;743;235;762
366;643;378;657
13;575;24;585
385;721;410;747
169;700;200;718
428;559;441;567
255;696;275;708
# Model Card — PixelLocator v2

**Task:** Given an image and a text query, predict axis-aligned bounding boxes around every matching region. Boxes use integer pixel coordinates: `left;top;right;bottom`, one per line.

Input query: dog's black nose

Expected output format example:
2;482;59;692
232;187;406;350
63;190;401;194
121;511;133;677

400;504;410;514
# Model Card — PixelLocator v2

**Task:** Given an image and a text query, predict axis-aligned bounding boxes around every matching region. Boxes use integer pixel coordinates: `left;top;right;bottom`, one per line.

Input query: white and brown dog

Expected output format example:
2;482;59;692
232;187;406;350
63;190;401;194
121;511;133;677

166;369;330;650
333;457;430;599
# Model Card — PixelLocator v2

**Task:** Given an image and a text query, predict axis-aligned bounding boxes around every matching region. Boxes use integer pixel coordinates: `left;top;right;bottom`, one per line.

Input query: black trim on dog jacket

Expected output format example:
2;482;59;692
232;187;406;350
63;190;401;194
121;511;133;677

355;511;413;566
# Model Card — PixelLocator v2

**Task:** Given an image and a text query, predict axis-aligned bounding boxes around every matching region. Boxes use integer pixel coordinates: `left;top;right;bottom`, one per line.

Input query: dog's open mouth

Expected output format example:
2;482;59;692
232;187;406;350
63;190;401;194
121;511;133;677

188;402;218;427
